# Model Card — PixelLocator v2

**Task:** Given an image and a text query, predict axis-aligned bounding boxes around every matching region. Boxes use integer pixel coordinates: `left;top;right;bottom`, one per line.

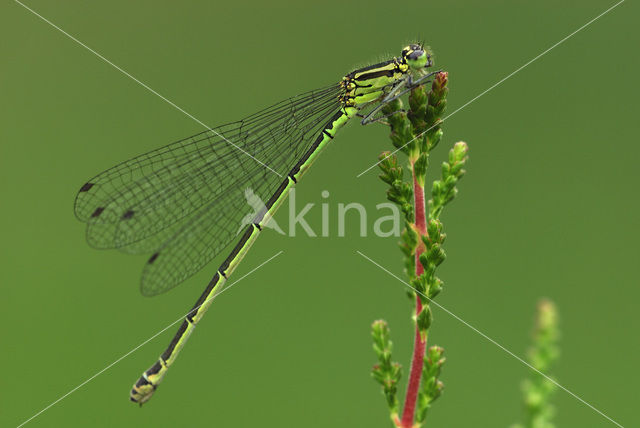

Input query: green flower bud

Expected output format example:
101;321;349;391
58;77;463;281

427;219;443;242
428;277;443;299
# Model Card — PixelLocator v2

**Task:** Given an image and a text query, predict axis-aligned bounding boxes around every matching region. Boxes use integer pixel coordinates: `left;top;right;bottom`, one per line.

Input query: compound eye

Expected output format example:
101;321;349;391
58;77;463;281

407;50;424;60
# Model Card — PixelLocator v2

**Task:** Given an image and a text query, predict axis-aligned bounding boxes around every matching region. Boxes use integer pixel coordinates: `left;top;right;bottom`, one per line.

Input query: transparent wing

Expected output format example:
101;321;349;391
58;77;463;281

140;95;343;296
75;84;340;249
140;180;271;296
75;84;343;295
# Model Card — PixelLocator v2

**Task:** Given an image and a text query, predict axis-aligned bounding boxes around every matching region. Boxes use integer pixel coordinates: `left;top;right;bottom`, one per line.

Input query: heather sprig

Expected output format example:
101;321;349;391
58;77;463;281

371;70;469;427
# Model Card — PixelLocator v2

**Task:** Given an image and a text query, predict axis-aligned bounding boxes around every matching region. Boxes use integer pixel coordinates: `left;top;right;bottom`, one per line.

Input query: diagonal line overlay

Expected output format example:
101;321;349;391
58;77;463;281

14;0;282;177
15;251;284;428
357;250;625;428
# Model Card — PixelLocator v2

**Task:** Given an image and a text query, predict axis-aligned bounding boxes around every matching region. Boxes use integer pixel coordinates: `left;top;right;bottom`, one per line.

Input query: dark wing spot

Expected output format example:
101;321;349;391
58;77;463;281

122;209;135;220
79;182;95;192
148;252;160;264
91;207;105;218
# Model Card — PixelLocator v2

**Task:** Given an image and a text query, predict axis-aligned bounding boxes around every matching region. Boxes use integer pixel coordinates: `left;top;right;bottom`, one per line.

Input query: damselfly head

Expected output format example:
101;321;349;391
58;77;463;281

402;43;433;70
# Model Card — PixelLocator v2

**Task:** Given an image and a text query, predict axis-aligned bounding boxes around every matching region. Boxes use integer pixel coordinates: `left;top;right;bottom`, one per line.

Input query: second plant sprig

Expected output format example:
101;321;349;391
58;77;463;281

372;71;469;427
512;299;560;428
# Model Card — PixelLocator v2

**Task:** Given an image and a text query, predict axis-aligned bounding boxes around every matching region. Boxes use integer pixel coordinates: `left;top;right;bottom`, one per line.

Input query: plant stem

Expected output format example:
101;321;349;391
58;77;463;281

374;69;460;427
400;174;428;427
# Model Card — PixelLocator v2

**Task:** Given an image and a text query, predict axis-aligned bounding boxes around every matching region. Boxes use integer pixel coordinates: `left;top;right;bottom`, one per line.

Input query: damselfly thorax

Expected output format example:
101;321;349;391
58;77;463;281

340;43;437;124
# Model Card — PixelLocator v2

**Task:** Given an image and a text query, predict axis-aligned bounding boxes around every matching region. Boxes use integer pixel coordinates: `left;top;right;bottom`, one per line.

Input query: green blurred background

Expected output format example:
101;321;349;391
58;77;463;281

1;1;637;427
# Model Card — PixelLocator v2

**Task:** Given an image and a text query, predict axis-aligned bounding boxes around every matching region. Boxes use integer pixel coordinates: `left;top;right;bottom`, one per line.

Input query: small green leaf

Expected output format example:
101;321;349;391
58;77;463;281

413;152;429;187
417;305;433;334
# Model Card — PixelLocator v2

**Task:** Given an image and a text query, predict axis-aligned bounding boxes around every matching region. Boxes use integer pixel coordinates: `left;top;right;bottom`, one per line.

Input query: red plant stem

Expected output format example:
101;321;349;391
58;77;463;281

400;174;428;427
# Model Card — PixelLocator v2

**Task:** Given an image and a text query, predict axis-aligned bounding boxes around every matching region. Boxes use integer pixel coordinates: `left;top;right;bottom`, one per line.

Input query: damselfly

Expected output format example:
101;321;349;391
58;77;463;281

74;44;436;404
